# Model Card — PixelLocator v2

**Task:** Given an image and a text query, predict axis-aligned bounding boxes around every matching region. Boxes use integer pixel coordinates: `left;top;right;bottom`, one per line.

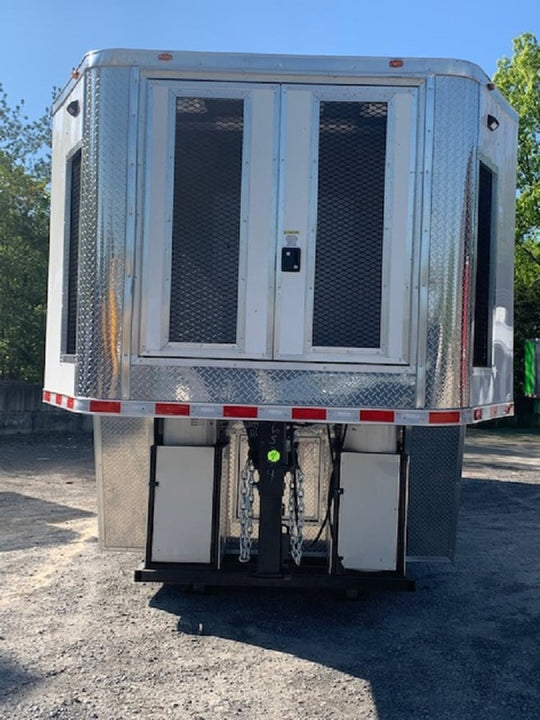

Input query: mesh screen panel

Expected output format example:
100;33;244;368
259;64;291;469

313;101;387;348
169;97;243;344
66;149;81;355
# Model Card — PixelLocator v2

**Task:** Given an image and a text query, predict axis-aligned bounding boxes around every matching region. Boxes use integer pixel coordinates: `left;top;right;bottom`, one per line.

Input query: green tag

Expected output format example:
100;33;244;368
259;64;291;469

524;340;535;396
267;449;281;463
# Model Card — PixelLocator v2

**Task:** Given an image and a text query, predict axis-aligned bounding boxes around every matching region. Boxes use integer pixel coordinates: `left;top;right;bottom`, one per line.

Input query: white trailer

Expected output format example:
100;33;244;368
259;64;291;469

44;49;517;590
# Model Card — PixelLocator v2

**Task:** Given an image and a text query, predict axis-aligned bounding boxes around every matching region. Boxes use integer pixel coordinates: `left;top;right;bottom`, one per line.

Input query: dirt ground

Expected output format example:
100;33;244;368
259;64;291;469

0;428;539;720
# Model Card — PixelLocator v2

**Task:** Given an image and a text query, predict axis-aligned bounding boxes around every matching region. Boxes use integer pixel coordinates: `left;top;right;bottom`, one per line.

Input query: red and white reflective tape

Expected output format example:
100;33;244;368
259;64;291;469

42;391;514;426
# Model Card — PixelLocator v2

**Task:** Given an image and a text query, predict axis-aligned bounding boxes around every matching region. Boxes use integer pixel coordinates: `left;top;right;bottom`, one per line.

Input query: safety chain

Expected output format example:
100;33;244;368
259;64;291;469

238;458;256;563
288;467;305;566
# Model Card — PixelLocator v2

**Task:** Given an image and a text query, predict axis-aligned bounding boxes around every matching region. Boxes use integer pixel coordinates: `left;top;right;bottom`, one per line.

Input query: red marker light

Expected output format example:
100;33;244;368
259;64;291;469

389;59;404;68
158;53;173;62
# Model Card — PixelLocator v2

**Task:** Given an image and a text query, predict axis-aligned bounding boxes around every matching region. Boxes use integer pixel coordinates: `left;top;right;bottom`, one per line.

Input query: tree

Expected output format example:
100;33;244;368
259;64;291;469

493;34;540;409
494;32;540;246
0;84;50;382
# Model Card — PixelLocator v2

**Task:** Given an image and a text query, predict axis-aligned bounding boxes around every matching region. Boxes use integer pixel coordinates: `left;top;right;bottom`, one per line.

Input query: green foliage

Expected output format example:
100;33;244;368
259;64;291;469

494;33;540;246
514;241;540;394
0;85;50;382
494;34;540;404
0;83;51;183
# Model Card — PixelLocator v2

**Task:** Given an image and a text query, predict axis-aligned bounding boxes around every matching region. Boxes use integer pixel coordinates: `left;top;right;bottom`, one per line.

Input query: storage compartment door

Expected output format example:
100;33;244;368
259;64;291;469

338;452;400;571
275;85;417;364
151;446;215;563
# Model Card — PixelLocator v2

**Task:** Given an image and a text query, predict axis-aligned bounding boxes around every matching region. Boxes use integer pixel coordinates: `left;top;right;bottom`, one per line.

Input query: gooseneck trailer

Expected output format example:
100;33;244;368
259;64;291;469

44;49;517;590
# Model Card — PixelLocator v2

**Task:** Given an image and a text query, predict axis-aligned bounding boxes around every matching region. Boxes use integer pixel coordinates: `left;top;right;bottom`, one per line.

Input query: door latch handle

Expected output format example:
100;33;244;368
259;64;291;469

281;247;301;272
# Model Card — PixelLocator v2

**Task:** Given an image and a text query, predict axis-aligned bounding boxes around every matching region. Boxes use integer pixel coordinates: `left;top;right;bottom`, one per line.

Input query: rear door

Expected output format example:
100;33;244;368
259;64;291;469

140;80;417;365
275;84;417;364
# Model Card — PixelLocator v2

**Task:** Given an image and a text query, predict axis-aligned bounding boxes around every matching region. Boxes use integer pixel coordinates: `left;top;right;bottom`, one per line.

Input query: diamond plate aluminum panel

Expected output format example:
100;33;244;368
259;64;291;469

169;97;243;344
76;67;131;399
406;425;464;559
95;416;153;550
130;363;416;408
313;102;387;348
425;77;479;408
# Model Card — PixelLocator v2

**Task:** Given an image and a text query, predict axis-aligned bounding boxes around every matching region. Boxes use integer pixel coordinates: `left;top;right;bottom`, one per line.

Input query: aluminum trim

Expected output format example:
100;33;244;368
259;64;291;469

43;390;515;426
415;75;436;407
121;66;140;399
54;51;516;122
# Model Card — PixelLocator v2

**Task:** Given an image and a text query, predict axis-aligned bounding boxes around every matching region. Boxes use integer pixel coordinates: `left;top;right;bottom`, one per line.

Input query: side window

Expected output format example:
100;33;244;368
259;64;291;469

473;162;495;367
63;149;81;356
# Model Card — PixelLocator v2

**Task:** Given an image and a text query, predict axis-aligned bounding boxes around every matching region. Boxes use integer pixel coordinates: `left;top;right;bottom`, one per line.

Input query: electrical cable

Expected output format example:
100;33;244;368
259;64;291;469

308;424;347;548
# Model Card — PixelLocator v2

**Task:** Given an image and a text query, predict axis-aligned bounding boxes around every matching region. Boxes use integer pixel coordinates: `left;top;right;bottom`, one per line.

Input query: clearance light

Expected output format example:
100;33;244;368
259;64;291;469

389;59;404;68
158;53;173;62
487;114;500;131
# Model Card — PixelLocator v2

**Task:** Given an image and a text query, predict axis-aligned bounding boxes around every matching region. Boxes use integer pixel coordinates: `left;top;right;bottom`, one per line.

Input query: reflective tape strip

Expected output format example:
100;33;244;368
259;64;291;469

428;411;461;424
223;405;258;419
292;407;327;421
155;402;190;416
41;391;514;425
88;400;121;413
360;409;396;423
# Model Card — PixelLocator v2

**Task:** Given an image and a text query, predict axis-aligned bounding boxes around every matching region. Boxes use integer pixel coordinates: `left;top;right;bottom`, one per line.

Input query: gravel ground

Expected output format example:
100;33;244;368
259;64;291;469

0;428;539;720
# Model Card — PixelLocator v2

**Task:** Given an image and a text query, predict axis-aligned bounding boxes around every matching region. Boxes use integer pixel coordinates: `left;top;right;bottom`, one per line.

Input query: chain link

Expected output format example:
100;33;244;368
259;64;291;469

288;467;305;566
238;458;256;563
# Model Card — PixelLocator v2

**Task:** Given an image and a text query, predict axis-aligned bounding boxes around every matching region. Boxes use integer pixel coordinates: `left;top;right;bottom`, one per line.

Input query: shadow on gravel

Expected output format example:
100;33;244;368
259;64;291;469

0;492;94;551
0;434;94;477
0;655;40;698
149;476;540;720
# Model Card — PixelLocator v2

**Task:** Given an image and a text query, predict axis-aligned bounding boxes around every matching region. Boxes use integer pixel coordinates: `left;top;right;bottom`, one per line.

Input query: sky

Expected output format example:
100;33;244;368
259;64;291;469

1;0;539;120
